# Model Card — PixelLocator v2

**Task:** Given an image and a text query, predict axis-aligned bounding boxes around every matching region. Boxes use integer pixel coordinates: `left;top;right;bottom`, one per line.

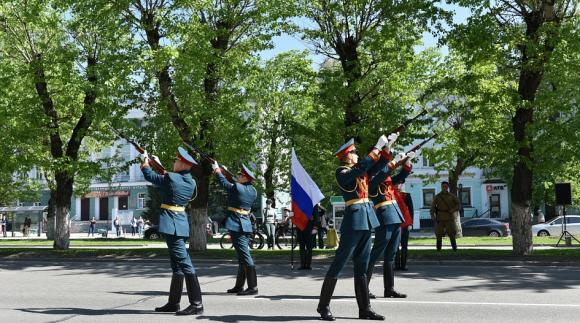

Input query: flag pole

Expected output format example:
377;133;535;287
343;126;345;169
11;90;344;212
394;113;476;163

291;220;295;270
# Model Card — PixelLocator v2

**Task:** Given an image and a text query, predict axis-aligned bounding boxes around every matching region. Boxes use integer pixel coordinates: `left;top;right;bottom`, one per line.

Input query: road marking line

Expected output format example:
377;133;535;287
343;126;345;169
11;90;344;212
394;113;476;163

237;298;580;308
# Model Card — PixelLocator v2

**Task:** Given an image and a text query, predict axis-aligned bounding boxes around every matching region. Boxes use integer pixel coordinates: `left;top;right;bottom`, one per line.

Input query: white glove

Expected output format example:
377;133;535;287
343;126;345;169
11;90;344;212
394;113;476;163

150;155;163;167
374;135;388;150
139;150;149;162
211;160;219;172
311;228;318;235
405;151;416;166
386;132;399;149
392;152;405;165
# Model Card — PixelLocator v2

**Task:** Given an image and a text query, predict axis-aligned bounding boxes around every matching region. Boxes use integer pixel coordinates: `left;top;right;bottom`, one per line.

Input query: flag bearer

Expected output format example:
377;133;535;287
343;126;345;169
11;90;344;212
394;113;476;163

316;135;392;321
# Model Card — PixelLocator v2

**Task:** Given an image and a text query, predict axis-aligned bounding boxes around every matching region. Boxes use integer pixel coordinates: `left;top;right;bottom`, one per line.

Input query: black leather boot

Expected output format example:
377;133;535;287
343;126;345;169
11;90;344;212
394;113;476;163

317;276;337;321
384;262;406;298
366;264;376;299
394;248;402;270
227;264;246;293
400;248;408;271
237;265;258;295
155;274;183;312
450;237;458;251
436;237;442;251
355;276;384;320
176;274;203;316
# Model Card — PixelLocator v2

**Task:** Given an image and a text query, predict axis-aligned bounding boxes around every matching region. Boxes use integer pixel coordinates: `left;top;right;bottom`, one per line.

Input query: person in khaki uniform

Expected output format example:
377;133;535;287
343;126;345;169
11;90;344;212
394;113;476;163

430;181;460;251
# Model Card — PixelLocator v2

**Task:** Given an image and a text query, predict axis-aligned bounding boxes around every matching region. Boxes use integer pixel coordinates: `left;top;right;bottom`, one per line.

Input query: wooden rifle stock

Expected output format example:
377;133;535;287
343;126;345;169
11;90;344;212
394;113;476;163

109;127;166;175
182;142;235;181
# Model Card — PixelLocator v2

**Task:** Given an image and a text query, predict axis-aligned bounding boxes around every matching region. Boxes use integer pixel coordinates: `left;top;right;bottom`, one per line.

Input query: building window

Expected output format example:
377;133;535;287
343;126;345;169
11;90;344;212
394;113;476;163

422;189;435;208
422;157;433;167
118;196;129;210
137;193;146;209
459;187;471;207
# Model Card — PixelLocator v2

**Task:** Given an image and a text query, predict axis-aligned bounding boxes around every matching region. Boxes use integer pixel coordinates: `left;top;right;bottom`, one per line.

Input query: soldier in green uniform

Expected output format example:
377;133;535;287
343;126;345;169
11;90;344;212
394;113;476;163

367;147;415;299
316;135;389;321
212;160;259;295
430;181;460;251
141;147;203;316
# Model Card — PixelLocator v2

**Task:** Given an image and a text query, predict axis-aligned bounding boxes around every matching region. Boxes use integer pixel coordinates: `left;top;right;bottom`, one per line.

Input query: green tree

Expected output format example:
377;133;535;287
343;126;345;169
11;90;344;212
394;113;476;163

246;51;319;205
300;0;450;143
448;1;578;255
0;1;137;248
116;0;295;250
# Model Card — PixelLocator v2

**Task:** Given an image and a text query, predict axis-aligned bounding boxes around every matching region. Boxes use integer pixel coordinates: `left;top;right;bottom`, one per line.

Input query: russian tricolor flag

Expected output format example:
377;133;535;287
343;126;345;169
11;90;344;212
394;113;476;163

290;149;325;230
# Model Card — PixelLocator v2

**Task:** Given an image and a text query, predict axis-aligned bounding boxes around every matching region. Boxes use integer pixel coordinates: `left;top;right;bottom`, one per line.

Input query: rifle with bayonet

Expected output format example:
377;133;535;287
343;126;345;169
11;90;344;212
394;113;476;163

388;109;428;135
181;142;235;181
395;126;452;167
109;127;166;175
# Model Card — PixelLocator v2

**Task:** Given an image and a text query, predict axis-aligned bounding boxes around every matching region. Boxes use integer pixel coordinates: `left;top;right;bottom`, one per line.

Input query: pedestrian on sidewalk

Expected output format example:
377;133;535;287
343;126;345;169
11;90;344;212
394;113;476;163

131;217;137;236
138;216;144;237
262;199;277;250
1;214;7;238
141;147;204;316
88;217;96;237
431;181;460;251
315;204;328;249
114;216;121;237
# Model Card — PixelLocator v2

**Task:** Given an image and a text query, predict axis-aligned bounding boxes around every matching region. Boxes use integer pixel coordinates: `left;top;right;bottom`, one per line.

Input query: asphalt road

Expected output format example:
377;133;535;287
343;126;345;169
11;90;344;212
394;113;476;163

0;259;579;322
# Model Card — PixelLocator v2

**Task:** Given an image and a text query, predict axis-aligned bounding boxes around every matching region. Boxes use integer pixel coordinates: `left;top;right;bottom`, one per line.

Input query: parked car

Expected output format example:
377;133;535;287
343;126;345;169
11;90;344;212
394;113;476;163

461;218;511;237
532;215;580;237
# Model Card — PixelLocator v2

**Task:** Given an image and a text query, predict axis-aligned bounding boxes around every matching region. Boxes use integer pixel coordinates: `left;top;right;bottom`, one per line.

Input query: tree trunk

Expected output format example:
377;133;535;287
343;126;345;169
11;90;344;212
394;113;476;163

511;202;533;255
510;11;544;255
189;163;210;251
53;204;70;250
337;36;362;141
53;173;74;250
46;193;56;240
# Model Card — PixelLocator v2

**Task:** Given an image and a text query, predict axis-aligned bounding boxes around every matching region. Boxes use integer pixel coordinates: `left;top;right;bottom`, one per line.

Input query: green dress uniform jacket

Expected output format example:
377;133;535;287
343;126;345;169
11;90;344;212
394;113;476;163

215;172;257;233
142;167;196;237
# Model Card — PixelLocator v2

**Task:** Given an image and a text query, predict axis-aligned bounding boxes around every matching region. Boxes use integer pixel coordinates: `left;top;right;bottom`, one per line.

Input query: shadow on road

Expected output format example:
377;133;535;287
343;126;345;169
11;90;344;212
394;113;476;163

18;307;161;316
198;314;323;322
2;260;580;294
400;265;580;293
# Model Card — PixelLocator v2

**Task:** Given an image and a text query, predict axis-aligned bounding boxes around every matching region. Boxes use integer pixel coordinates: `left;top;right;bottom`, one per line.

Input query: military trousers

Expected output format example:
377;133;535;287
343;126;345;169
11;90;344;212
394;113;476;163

369;224;401;266
165;234;195;275
297;228;315;266
400;226;409;251
434;220;457;239
231;231;255;266
325;230;372;278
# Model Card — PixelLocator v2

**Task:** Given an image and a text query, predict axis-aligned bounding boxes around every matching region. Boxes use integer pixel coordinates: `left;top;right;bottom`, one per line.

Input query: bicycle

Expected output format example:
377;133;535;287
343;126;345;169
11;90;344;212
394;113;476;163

275;222;298;250
219;231;265;250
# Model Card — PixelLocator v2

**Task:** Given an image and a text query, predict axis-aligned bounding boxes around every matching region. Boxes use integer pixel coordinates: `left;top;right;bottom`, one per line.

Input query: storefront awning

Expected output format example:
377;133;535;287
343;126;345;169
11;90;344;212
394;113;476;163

0;206;47;213
83;191;130;198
